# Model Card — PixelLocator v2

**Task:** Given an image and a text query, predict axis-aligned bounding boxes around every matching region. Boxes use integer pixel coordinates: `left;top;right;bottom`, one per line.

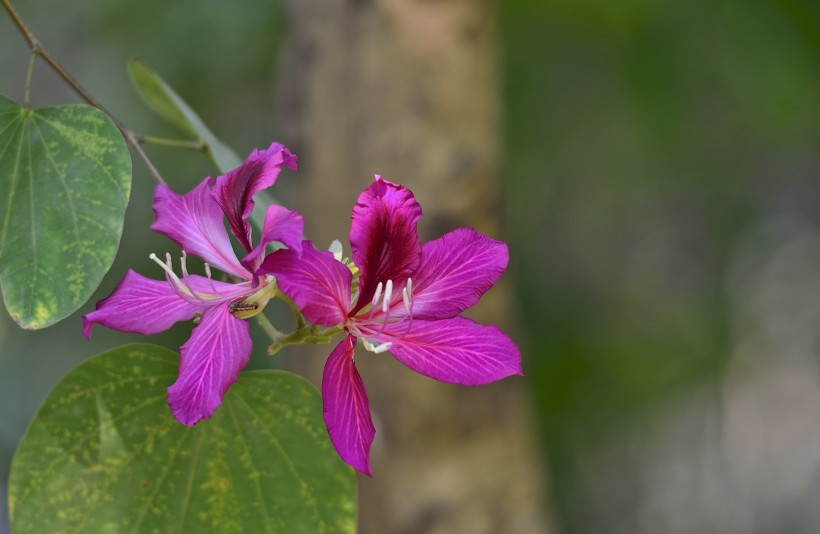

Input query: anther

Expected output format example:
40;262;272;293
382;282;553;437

180;251;190;279
149;252;176;280
372;342;393;354
382;279;393;313
150;252;196;303
372;282;383;307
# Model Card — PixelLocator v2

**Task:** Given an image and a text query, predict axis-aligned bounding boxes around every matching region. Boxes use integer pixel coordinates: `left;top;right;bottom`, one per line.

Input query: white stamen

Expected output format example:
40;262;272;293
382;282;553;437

180;251;190;278
372;342;393;354
360;338;393;354
149;252;197;303
382;279;393;313
372;282;383;307
203;263;218;292
406;277;413;301
149;252;179;283
402;287;411;315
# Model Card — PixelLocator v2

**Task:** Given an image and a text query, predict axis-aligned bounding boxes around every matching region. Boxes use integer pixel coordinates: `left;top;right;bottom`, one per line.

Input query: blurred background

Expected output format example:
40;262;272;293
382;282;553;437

2;0;820;533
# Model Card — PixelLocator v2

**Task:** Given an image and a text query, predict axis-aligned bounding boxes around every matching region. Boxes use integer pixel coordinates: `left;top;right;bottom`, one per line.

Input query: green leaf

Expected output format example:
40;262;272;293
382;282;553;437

9;343;358;533
127;59;278;231
0;96;131;329
128;59;241;173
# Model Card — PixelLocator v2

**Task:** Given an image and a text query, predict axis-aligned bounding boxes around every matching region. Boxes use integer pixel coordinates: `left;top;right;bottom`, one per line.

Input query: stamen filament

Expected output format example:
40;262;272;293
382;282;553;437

382;279;393;313
150;252;206;305
180;250;190;278
204;263;218;292
402;287;411;315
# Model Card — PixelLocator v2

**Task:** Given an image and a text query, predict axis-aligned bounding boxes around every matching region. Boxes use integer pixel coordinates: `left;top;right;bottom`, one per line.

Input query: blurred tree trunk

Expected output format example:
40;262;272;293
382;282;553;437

277;1;552;532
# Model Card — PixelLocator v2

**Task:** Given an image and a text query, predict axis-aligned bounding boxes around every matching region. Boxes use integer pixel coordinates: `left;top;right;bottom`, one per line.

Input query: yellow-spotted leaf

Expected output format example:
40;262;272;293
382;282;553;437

0;96;131;329
9;344;357;533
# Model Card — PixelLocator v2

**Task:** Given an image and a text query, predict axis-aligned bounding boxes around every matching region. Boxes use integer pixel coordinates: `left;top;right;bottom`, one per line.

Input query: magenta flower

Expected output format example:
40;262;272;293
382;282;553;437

261;176;522;475
83;142;301;426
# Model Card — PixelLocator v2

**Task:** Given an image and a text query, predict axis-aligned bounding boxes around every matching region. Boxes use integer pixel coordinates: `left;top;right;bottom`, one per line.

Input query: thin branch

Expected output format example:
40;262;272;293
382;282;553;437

1;0;167;186
255;312;284;343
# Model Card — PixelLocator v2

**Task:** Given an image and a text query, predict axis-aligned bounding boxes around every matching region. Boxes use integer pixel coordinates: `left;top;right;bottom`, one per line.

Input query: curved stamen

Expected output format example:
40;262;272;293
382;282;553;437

367;281;384;320
180;250;190;278
150;252;214;306
149;252;182;287
204;262;218;293
382;279;394;313
402;287;411;316
376;304;392;336
178;251;203;303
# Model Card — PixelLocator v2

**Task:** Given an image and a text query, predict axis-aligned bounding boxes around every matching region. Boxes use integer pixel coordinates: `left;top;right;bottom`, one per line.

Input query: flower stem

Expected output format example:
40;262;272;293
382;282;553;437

278;294;306;329
267;325;343;357
0;0;167;186
23;50;35;108
255;312;284;341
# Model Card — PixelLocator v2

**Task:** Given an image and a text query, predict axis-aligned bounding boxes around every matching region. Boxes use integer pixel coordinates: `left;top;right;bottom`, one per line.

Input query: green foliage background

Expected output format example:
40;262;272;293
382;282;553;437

2;0;820;532
504;1;820;532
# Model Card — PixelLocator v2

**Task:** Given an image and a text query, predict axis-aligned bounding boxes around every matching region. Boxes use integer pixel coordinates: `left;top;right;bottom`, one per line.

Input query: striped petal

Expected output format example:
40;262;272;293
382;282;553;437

167;303;253;426
152;180;250;280
260;242;352;327
322;335;375;476
382;316;522;386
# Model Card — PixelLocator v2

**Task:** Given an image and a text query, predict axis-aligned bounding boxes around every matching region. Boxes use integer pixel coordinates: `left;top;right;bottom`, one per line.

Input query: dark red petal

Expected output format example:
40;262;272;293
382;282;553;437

349;176;422;314
211;142;297;252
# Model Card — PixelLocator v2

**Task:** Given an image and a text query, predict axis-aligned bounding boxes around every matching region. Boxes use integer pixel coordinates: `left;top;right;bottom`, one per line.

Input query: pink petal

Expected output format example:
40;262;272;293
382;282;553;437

260;243;352;326
381;316;522;386
349;176;422;314
167;303;253;426
152;180;250;280
211;142;298;253
407;228;509;320
322;336;375;476
241;205;304;272
82;270;203;339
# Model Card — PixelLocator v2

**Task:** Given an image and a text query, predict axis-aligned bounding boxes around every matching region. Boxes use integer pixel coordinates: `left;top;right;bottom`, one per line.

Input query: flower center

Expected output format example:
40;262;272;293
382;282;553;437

227;276;278;319
355;277;414;353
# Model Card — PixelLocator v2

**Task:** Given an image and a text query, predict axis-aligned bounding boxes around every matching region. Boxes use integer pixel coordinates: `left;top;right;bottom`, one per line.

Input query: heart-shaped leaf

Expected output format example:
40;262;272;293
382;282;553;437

0;96;131;329
9;343;357;533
